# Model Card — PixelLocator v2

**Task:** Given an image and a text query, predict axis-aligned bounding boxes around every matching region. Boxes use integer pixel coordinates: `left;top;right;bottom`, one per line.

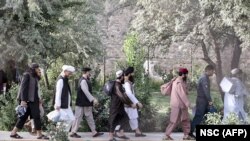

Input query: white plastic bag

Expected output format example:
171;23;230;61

220;77;234;93
47;110;70;122
47;110;60;122
58;110;70;121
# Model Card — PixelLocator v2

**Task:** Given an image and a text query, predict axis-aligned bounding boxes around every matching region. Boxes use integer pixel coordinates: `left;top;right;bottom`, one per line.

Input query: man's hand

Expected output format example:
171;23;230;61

21;101;28;107
93;98;99;106
131;104;137;109
136;103;143;109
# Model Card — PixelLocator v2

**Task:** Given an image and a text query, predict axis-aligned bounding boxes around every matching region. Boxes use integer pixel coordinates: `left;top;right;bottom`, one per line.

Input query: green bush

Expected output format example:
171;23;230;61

204;112;222;125
137;92;158;132
47;122;69;141
222;112;241;125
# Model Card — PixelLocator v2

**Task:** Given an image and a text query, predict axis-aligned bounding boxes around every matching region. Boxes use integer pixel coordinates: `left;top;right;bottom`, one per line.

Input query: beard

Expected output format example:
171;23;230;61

121;79;125;84
129;76;134;84
87;76;90;80
183;76;187;82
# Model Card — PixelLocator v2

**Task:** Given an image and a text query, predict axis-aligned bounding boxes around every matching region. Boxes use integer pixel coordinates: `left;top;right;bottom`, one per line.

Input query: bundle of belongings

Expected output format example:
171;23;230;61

15;105;27;118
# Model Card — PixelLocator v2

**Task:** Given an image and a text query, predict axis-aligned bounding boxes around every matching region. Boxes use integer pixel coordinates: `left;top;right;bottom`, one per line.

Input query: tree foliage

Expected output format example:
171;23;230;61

131;0;178;53
131;0;250;100
0;0;102;67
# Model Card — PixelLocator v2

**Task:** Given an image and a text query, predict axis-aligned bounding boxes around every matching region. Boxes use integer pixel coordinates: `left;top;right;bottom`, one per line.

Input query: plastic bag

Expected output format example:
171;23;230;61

47;110;70;122
47;110;60;122
15;105;27;118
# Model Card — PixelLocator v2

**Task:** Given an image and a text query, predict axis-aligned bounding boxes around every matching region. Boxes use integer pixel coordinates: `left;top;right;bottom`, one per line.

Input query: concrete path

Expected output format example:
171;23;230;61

0;131;195;141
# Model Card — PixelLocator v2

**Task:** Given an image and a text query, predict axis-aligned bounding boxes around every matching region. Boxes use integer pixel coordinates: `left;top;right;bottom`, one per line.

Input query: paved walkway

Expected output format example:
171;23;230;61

0;131;195;141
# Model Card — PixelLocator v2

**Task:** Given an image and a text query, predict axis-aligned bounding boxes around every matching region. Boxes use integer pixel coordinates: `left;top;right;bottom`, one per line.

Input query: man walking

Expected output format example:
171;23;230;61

53;65;75;132
189;65;215;138
70;67;103;138
108;70;136;141
118;67;145;137
10;63;49;139
163;68;194;140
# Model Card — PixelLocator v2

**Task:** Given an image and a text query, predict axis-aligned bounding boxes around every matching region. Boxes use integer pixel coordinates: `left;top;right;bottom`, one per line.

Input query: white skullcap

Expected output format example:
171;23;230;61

116;70;123;78
62;65;75;73
231;68;240;75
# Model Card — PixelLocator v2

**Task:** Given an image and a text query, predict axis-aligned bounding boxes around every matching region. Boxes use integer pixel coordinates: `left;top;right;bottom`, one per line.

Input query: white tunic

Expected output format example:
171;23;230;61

123;81;139;119
54;77;75;122
223;77;249;123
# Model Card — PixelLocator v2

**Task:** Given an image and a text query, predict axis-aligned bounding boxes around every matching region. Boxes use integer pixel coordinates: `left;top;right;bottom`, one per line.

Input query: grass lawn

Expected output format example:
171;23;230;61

150;90;223;114
150;90;223;131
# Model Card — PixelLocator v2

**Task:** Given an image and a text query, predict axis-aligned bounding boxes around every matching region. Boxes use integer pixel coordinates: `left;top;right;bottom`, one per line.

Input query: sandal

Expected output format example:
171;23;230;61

93;132;104;137
70;133;81;138
29;130;36;136
183;135;195;140
188;133;196;139
37;134;49;140
135;132;146;137
10;134;23;139
116;135;129;140
162;135;173;140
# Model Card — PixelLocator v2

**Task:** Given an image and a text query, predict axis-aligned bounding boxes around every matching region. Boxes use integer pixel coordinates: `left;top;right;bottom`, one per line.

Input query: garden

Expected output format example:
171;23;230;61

0;0;250;140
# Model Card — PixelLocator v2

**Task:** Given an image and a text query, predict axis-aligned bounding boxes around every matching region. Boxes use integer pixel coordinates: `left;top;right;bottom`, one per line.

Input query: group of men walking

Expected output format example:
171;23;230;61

7;62;248;141
9;64;145;141
163;65;215;140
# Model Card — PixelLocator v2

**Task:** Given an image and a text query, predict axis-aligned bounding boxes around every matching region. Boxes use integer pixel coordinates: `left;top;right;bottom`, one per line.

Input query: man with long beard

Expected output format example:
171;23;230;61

115;67;145;137
10;63;49;139
108;70;136;141
163;68;194;140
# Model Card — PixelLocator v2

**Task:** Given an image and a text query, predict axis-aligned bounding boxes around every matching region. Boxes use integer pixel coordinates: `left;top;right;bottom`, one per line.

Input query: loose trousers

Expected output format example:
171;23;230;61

16;102;41;130
191;102;208;133
71;106;96;133
165;107;190;136
115;118;138;131
109;111;129;133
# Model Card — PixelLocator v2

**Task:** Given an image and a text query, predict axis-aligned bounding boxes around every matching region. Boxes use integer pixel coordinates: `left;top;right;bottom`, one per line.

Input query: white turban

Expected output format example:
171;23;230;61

116;70;123;78
231;68;240;75
62;65;75;73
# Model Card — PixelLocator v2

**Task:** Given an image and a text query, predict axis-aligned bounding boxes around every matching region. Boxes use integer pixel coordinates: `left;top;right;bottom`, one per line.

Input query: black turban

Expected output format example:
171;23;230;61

124;66;134;76
82;67;91;72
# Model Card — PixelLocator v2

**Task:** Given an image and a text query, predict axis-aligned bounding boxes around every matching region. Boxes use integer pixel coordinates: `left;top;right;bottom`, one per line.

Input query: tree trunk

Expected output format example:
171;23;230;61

214;46;224;102
209;29;225;102
231;37;242;69
201;38;224;102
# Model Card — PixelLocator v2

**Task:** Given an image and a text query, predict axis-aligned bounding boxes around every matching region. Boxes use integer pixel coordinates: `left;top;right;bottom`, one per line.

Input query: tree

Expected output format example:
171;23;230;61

0;0;103;87
131;0;250;101
131;0;177;56
220;0;250;49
